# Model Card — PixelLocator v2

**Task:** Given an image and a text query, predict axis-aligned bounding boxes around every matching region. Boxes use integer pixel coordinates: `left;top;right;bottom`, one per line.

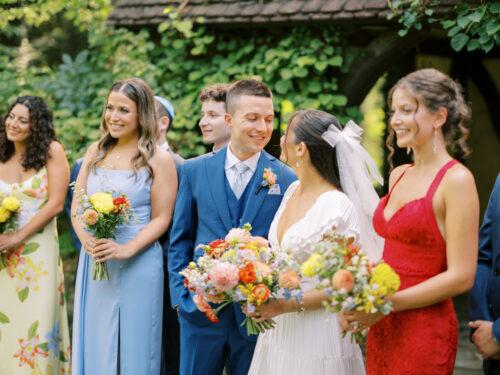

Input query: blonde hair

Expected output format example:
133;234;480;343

88;77;157;177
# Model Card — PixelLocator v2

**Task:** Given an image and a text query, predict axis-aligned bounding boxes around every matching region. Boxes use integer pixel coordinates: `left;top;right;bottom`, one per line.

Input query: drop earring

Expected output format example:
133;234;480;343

433;128;438;155
406;147;411;155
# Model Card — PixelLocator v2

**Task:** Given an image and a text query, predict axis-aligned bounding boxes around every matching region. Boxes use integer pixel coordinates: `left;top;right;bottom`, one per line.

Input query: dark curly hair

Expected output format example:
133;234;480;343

0;96;56;171
386;68;471;169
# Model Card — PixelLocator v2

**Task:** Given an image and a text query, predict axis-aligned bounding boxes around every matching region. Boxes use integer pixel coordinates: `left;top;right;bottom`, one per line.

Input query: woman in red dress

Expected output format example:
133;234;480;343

343;68;480;374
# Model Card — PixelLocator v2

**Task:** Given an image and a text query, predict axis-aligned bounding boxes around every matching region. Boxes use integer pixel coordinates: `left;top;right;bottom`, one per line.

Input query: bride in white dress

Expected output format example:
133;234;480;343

248;109;384;375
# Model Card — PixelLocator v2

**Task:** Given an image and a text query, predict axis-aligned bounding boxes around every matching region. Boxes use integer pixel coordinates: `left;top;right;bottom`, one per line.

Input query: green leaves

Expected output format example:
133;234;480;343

451;33;470;52
0;311;9;324
390;1;499;53
18;287;29;302
23;242;40;255
28;321;39;339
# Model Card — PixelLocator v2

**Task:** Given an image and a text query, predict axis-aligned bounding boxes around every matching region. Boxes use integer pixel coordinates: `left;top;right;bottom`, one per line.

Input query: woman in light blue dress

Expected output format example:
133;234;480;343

71;78;178;374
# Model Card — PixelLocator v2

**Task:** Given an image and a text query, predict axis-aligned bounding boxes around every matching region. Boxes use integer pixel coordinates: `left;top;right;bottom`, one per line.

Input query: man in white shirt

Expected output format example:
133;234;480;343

198;83;231;152
169;79;296;375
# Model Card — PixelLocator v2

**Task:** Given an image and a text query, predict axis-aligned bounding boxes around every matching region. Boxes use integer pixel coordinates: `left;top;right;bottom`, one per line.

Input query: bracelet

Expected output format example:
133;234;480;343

297;299;306;313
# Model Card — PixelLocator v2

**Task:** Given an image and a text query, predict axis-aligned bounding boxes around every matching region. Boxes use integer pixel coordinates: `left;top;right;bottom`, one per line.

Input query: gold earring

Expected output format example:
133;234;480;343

433;128;438;155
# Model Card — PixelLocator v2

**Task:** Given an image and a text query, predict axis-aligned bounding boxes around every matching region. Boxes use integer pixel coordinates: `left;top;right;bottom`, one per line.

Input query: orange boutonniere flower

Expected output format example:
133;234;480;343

255;168;277;194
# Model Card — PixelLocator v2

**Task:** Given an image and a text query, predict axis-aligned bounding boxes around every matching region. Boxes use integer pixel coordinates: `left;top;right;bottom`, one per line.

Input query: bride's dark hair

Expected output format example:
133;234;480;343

287;109;342;189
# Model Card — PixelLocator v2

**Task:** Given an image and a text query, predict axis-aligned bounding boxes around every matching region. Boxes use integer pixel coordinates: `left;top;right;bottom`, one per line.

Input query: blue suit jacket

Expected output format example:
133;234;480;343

64;158;83;251
470;174;500;340
168;147;296;339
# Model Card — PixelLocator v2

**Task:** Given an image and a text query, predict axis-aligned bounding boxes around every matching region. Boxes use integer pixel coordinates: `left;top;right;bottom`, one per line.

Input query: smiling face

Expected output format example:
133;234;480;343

225;95;274;159
389;87;442;149
104;91;139;140
5;104;31;143
199;100;230;149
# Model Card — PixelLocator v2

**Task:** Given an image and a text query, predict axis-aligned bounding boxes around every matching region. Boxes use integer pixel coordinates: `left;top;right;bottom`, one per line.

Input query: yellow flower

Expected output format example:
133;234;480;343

370;263;401;295
300;253;324;277
89;192;114;214
0;207;11;223
2;196;20;212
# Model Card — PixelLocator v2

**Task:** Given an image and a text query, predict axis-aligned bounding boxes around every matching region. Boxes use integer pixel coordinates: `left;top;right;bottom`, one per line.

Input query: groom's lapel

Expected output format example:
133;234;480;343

240;152;273;226
205;148;232;233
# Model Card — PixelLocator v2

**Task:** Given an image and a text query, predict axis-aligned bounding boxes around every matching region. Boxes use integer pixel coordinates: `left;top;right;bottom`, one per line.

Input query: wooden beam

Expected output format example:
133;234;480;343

340;30;428;107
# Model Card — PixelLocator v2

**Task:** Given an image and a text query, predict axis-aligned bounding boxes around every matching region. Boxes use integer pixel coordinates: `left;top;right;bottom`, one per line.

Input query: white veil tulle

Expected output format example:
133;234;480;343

321;120;384;262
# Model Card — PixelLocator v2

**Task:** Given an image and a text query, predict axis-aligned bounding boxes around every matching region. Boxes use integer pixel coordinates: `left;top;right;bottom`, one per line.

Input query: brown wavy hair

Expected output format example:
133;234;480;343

88;77;157;177
386;68;471;169
0;96;56;171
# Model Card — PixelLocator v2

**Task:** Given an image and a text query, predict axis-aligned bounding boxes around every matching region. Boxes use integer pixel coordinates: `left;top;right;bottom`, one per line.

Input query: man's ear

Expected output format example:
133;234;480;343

225;113;233;129
159;116;170;133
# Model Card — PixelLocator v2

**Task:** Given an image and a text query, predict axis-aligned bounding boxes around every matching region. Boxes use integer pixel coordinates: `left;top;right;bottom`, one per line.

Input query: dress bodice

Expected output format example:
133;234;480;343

0;167;49;228
372;160;458;286
86;168;152;240
269;181;360;264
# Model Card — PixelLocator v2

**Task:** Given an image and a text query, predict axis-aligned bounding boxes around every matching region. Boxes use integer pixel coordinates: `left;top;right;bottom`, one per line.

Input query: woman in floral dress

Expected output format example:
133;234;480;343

0;96;71;374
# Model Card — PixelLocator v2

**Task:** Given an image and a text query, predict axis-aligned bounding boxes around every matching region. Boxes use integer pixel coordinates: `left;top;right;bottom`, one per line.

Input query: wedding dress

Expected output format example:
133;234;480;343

248;180;365;375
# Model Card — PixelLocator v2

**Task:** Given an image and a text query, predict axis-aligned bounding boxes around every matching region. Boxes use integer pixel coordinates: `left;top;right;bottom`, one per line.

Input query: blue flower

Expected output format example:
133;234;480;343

45;323;61;355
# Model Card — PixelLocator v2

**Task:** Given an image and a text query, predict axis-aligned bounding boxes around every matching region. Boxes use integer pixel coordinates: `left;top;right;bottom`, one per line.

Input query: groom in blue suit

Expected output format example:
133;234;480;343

470;174;500;374
168;79;296;375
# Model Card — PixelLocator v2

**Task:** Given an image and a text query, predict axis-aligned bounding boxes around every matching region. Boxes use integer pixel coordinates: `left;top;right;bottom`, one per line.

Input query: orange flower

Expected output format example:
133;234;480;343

251;284;270;304
278;269;301;289
13;335;48;369
205;239;228;258
194;294;220;323
239;263;257;284
331;269;355;292
83;209;98;225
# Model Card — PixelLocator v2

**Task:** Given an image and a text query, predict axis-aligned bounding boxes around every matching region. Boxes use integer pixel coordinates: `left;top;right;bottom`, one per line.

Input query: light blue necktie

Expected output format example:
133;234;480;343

232;162;250;199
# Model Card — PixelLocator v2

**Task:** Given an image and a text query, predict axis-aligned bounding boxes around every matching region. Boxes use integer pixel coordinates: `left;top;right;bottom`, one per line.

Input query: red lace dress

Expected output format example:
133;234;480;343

366;160;459;375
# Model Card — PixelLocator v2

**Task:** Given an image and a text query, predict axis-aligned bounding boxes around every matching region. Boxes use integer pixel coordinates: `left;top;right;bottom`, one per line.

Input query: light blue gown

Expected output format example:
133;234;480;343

72;168;163;375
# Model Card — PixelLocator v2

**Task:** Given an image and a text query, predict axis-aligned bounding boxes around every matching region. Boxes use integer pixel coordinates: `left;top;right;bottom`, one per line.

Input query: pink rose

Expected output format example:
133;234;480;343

83;209;98;225
225;228;251;244
278;269;301;289
331;269;355;292
208;262;239;292
264;171;276;185
255;261;272;278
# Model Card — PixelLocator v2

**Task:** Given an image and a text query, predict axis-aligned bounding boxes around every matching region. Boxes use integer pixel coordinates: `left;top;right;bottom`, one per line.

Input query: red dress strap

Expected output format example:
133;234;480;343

424;159;459;243
426;159;459;200
388;164;413;196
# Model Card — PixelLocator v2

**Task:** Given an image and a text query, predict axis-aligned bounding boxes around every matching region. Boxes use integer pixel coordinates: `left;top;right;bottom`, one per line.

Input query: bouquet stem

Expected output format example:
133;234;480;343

243;317;276;335
92;260;109;281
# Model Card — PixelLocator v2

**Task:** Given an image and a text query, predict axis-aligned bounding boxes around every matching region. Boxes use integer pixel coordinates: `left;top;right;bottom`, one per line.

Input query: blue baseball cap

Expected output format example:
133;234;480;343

154;95;175;123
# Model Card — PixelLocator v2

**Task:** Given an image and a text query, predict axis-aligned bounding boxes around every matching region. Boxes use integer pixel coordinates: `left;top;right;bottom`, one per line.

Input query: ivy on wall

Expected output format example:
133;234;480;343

388;0;500;53
0;10;356;162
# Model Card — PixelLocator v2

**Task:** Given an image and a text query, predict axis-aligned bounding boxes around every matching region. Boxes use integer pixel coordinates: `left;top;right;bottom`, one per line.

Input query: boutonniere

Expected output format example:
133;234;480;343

255;168;277;194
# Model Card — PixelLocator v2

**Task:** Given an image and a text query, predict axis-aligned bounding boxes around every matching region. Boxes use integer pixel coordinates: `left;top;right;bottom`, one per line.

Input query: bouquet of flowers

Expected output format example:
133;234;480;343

180;224;278;335
299;226;400;343
0;194;21;268
79;191;132;281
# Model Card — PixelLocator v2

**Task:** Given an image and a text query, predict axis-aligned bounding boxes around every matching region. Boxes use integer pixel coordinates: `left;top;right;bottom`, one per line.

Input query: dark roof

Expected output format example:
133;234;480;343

108;0;408;27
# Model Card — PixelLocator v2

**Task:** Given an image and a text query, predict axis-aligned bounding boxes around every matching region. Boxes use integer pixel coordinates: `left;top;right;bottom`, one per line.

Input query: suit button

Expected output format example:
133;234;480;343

495;268;500;276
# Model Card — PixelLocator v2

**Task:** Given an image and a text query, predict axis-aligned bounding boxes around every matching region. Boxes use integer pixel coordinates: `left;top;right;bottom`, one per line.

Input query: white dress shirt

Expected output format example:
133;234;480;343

225;146;261;195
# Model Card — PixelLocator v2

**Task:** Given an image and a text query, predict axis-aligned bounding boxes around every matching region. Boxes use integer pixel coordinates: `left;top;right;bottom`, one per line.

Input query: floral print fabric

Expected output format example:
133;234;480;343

0;167;71;374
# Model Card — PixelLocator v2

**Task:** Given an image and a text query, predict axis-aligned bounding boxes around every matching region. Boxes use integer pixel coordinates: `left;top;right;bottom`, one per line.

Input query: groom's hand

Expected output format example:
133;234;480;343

469;320;500;359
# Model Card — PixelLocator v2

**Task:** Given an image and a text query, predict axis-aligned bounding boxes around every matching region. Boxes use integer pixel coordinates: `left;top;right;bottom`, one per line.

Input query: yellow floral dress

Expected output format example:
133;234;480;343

0;167;71;374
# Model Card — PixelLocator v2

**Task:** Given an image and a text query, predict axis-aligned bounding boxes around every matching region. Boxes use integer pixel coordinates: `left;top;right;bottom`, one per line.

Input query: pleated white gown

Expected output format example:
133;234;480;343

248;181;365;375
